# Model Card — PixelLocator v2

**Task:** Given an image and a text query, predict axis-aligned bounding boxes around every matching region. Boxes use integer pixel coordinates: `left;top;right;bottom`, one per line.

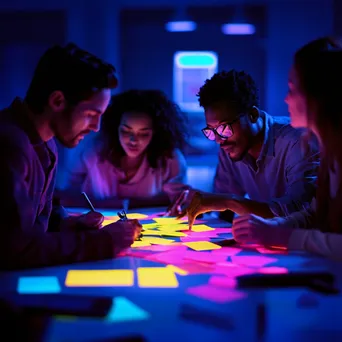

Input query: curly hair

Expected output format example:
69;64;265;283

197;69;259;112
25;42;118;114
99;89;188;168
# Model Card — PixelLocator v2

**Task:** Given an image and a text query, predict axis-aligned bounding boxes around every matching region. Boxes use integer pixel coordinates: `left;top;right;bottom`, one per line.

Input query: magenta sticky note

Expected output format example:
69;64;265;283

208;276;237;288
178;262;215;275
214;263;257;278
187;284;247;303
231;255;278;268
256;247;288;255
258;266;289;274
183;251;228;264
213;228;233;233
211;247;242;256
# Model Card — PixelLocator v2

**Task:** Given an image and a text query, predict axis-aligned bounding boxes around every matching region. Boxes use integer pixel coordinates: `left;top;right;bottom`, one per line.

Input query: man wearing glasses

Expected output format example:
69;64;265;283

175;69;319;228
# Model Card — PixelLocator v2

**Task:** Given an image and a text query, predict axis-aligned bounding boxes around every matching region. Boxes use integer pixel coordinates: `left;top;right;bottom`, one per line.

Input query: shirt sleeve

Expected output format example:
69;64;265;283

288;229;342;261
162;149;189;200
0;137;114;270
214;149;245;196
268;137;320;216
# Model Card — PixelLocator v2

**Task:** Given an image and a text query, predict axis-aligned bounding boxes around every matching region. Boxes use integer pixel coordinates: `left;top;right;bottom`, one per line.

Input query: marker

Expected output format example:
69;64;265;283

81;192;95;212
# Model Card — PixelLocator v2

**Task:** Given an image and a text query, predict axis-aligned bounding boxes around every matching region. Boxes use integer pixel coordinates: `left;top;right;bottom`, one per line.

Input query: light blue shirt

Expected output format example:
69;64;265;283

214;112;319;216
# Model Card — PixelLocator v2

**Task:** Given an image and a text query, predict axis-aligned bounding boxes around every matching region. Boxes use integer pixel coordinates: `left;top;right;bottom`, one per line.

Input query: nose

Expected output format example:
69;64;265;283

214;133;225;145
90;116;101;132
284;93;289;105
129;134;137;143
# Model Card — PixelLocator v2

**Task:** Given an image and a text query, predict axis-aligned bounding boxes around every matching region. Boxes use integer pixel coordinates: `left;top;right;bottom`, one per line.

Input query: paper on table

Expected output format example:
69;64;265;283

231;255;278;268
153;217;183;225
208;276;237;288
183;251;228;264
131;240;152;248
65;270;134;287
17;276;61;294
187;284;247;303
258;266;288;274
191;225;216;232
214;263;257;278
211;247;242;256
147;250;186;264
106;296;150;322
141;230;161;236
142;237;175;245
183;241;221;251
137;267;179;288
166;264;189;275
137;243;185;252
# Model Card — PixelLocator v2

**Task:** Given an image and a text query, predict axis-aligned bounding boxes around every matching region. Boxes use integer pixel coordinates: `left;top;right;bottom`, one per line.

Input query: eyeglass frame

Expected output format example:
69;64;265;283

201;113;246;141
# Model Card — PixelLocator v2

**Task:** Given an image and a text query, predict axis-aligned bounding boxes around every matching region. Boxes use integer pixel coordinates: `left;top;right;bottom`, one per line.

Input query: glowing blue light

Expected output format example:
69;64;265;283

165;21;197;32
221;23;255;35
17;276;61;294
173;51;218;112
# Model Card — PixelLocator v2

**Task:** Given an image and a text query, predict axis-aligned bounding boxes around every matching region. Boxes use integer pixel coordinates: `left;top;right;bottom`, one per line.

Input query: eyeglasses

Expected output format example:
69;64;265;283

201;114;245;141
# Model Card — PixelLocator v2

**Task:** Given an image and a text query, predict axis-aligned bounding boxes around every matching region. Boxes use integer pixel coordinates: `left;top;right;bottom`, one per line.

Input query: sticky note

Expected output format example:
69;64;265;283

231;256;278;268
102;218;119;226
137;267;179;288
106;296;150;322
17;276;61;294
157;225;189;232
142;237;175;245
160;231;187;237
65;270;134;287
141;230;161;236
142;223;159;229
191;225;215;232
153;217;183;225
131;240;151;248
126;213;149;219
187;284;247;303
166;265;188;275
183;241;221;251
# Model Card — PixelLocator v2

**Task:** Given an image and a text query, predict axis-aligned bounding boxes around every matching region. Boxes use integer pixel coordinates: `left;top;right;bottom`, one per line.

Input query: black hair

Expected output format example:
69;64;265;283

99;89;188;168
197;69;259;112
25;42;118;114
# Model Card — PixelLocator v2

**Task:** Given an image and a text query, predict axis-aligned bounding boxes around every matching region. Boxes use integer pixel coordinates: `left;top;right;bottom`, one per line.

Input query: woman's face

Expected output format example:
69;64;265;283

285;65;309;129
119;111;153;158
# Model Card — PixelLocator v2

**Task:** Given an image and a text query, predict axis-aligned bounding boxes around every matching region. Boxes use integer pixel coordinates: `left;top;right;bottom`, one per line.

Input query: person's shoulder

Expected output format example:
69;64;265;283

268;113;305;145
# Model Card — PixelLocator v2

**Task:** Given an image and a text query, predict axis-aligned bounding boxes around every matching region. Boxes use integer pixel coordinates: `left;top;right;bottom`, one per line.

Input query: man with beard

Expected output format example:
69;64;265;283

175;69;319;228
0;43;142;269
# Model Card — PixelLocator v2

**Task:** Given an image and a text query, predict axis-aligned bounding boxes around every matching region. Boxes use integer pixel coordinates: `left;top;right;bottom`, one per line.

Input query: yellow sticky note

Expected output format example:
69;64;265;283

142;237;175;245
102;218;119;226
166;265;188;275
65;270;134;287
141;230;161;236
137;267;179;288
183;241;221;251
160;231;187;237
131;241;151;248
156;225;189;232
153;218;183;225
127;213;148;219
142;223;159;229
191;225;215;232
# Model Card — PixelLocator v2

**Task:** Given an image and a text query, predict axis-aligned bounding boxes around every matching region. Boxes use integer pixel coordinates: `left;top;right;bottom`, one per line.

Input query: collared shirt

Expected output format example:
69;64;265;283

0;98;116;269
214;111;319;216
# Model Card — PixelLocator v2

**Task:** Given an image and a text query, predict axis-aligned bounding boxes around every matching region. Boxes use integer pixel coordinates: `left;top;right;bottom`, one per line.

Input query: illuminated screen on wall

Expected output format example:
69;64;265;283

173;51;218;112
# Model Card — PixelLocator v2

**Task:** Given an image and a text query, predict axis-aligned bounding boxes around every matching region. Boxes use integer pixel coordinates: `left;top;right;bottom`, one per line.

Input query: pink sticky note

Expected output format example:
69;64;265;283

187;284;247;303
213;228;233;233
183;251;228;264
147;250;186;264
211;247;242;256
256;247;288;255
181;236;213;242
231;255;278;268
138;244;186;252
258;266;289;274
176;262;215;275
214;262;257;277
187;231;219;238
209;276;237;288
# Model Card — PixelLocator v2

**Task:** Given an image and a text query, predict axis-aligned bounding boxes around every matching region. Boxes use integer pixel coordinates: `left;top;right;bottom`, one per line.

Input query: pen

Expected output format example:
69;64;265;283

81;192;95;212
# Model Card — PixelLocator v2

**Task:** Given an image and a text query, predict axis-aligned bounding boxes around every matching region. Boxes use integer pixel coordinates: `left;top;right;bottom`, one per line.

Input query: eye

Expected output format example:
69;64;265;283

120;128;131;135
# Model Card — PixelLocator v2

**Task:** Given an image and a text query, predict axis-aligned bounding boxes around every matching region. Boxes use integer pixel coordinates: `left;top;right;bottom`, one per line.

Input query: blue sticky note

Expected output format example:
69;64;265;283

106;296;150;323
17;276;61;294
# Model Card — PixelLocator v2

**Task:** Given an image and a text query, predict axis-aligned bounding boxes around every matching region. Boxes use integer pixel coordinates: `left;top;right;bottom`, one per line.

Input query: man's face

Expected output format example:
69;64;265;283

204;102;253;162
52;89;111;148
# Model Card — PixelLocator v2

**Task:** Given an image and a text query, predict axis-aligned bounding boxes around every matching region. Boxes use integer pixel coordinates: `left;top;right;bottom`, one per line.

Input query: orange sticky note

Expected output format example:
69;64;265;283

131;241;152;248
65;270;134;287
142;237;175;245
137;267;179;288
183;241;221;251
166;265;188;275
191;225;215;232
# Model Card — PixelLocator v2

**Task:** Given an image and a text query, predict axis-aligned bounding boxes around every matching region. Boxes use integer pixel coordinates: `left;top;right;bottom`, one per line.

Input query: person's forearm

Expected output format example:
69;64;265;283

209;194;274;218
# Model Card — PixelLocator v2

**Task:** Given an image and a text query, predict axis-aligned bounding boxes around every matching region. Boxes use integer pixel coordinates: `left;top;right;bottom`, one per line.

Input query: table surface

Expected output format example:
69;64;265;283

1;207;342;342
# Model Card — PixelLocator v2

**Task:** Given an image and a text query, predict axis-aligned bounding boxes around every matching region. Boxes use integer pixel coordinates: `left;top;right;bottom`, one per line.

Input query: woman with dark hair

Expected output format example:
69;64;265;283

57;89;189;208
231;37;342;260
